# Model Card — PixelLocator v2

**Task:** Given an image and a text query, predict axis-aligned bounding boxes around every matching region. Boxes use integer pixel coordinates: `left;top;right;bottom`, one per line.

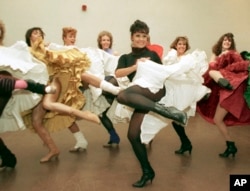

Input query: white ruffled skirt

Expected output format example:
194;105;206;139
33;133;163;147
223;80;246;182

0;41;49;133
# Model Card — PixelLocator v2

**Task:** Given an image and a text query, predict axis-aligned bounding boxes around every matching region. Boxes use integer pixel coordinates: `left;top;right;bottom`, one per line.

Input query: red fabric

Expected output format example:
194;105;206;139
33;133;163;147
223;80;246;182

147;44;163;59
197;51;250;126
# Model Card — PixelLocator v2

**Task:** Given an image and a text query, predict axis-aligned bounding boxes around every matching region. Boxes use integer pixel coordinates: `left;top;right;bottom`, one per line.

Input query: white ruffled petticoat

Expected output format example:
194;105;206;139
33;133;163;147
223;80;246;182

111;49;211;144
48;43;120;115
0;41;49;133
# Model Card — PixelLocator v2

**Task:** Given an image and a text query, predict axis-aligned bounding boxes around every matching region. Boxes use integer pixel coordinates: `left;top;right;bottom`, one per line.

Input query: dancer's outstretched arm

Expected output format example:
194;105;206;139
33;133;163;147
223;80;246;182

0;76;55;95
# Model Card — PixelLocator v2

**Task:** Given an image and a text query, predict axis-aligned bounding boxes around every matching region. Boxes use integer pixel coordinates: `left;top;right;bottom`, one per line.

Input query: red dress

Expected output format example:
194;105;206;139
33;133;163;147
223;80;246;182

197;50;250;126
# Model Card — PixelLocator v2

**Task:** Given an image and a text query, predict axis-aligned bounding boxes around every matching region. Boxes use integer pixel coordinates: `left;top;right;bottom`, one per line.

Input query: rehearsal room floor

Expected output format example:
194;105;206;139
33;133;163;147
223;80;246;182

0;113;250;191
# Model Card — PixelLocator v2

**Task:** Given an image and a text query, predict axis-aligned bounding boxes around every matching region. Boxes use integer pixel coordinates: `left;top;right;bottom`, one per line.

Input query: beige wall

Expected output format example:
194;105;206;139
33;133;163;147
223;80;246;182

1;0;250;58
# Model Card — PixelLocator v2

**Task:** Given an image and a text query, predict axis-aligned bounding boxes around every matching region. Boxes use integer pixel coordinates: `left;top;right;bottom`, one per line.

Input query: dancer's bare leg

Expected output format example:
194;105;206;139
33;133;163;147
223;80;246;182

209;70;233;90
42;77;100;124
213;104;237;157
209;70;223;82
213;104;231;141
81;72;120;95
32;101;60;163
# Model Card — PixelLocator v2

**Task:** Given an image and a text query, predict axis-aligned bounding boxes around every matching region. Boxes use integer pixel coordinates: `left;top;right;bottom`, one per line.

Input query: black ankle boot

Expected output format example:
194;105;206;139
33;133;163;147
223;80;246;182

0;138;17;170
219;141;238;158
132;167;155;188
0;153;17;170
172;122;192;154
154;104;187;126
175;144;193;155
218;78;233;90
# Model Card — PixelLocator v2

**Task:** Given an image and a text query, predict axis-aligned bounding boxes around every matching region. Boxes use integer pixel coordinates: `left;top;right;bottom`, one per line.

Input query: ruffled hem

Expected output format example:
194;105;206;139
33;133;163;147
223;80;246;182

197;51;250;126
27;43;91;132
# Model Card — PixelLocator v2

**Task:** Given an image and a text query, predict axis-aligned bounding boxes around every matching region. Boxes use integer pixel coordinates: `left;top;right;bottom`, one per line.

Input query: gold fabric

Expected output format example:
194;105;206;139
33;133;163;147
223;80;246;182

24;40;90;132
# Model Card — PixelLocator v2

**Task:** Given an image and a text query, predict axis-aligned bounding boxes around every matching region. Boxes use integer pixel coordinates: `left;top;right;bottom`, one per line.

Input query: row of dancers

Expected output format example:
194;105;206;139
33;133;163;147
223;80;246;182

1;19;250;188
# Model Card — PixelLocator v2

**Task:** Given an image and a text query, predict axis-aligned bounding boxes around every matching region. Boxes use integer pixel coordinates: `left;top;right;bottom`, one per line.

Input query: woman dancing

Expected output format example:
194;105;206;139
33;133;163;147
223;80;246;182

115;20;187;187
23;27;120;162
197;33;250;158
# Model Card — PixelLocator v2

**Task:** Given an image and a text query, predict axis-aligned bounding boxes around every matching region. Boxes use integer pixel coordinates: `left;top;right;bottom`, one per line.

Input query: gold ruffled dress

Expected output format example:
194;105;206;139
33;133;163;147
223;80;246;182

23;40;90;132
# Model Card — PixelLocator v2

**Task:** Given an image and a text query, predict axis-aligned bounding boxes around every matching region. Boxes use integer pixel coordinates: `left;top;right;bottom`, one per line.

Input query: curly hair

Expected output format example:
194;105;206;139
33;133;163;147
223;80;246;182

0;20;5;45
97;30;113;49
169;36;191;52
25;27;45;47
62;27;77;40
212;33;236;56
130;20;149;35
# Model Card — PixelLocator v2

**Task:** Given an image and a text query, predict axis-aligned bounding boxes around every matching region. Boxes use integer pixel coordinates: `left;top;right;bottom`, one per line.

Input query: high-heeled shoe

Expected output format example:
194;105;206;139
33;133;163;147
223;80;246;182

0;138;17;171
103;141;119;148
0;156;17;171
40;151;60;163
103;130;120;148
132;168;155;188
175;144;192;155
171;121;192;155
219;141;237;158
0;165;6;171
69;142;87;152
218;78;233;90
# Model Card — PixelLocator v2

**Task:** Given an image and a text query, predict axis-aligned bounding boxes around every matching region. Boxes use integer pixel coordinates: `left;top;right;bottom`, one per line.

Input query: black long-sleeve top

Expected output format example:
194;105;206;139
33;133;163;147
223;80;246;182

116;47;162;82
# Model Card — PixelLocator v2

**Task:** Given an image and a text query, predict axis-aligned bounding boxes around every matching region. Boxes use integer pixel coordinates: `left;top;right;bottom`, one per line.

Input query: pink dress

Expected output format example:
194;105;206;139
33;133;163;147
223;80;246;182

197;50;250;126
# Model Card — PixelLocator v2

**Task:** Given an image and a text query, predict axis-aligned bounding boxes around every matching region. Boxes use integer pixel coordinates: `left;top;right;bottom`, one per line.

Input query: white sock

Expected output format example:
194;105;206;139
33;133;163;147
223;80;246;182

73;132;88;148
100;80;121;95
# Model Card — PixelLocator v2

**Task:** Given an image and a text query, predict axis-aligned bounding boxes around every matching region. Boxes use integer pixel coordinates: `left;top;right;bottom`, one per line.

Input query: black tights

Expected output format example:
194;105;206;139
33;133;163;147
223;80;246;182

117;85;165;168
117;85;165;111
99;109;114;132
100;76;118;133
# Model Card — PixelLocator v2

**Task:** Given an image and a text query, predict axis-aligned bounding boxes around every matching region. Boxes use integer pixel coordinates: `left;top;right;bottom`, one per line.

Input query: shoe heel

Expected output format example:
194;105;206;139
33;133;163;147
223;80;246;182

188;148;192;154
40;152;59;163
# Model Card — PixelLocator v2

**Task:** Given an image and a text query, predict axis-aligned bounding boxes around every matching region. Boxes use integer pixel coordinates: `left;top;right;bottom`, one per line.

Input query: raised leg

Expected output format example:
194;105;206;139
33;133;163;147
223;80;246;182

81;72;121;95
117;85;187;125
209;70;233;90
42;78;100;124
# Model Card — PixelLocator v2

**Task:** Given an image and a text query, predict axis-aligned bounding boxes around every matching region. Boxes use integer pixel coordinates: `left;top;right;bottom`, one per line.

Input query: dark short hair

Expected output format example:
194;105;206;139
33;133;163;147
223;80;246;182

130;20;149;35
25;27;45;46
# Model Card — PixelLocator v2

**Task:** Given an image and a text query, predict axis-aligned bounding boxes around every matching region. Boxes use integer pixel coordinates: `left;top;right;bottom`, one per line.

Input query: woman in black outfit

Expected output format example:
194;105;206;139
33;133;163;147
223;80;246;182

115;20;187;188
